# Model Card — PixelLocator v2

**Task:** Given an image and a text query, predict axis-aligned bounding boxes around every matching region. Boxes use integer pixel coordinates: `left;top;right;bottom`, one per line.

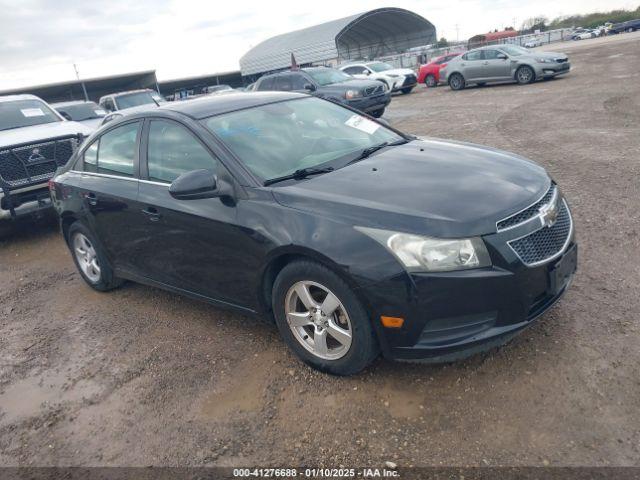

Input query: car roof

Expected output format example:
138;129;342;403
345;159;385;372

51;100;96;107
160;91;307;119
0;93;46;103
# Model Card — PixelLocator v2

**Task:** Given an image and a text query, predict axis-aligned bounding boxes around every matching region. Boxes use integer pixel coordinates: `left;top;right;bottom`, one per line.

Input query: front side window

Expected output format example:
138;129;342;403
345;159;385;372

203;97;403;182
275;75;293;91
304;69;352;86
256;76;275;91
96;122;139;177
484;50;502;60
147;120;219;183
0;99;61;131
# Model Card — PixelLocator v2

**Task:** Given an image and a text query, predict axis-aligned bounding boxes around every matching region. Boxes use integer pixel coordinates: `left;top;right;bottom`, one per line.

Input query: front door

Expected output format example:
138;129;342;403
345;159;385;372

482;49;512;79
135;118;248;306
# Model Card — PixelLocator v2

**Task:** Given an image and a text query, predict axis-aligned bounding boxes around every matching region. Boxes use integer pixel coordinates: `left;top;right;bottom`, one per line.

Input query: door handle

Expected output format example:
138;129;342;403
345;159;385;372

142;207;161;221
86;192;97;206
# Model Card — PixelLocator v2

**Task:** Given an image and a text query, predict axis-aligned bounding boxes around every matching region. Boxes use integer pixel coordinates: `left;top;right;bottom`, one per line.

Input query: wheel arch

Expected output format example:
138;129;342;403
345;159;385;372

60;212;79;244
515;63;536;81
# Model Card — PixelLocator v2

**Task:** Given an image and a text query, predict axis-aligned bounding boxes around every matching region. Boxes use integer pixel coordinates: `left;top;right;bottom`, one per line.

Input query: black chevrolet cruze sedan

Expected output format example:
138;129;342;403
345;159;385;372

50;92;577;375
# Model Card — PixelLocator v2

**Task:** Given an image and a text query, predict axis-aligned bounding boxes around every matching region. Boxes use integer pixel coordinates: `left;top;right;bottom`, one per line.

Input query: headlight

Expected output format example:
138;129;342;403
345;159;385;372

355;227;491;272
535;58;550;63
345;90;362;99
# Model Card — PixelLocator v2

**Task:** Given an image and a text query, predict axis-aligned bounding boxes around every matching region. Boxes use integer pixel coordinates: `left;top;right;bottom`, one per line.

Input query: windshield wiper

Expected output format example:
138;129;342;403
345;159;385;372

348;138;410;165
264;166;334;186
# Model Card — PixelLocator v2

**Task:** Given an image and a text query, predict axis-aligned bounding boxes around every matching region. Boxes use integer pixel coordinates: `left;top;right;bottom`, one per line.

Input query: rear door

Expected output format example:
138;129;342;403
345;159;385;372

460;50;485;80
482;49;511;79
135;118;249;305
74;120;145;272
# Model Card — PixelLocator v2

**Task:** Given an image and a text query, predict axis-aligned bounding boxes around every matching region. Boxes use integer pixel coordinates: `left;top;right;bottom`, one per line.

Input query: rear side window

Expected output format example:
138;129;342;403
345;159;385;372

147;120;219;183
257;76;275;91
96;122;139;177
463;50;483;61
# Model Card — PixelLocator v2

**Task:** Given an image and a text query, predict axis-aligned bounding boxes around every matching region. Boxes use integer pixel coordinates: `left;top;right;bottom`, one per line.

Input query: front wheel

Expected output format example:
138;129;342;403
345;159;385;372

272;261;379;375
370;108;385;118
68;222;123;291
401;87;413;94
449;73;466;90
425;74;437;88
516;65;535;84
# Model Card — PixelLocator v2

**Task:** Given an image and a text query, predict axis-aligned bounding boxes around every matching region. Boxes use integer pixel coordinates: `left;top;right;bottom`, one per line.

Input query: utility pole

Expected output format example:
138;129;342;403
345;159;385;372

73;63;89;102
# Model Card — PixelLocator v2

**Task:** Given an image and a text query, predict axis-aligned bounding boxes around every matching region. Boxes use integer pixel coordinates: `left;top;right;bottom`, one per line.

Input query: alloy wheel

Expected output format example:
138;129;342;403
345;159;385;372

73;233;101;283
517;67;533;83
284;281;352;360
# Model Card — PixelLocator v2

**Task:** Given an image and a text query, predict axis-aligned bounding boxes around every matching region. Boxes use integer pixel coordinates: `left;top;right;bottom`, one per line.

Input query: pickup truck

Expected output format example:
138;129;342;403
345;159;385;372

0;94;92;222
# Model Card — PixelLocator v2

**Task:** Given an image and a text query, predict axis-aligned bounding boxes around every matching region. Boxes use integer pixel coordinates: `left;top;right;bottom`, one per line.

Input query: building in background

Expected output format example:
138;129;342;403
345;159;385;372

157;71;242;100
0;71;159;104
240;8;436;82
468;29;518;48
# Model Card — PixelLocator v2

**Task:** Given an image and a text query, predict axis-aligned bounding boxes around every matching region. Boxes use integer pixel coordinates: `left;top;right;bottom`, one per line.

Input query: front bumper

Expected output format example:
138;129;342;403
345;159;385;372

0;183;53;220
534;61;571;77
347;93;391;113
361;240;577;362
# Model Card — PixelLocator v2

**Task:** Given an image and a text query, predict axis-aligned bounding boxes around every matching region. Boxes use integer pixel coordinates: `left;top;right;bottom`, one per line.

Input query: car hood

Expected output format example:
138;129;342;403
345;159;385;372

327;78;385;90
272;138;550;238
534;51;568;60
0;121;92;149
383;68;416;76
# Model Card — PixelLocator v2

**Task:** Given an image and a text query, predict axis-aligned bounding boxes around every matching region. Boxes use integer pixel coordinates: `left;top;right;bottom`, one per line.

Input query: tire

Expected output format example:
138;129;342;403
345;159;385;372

448;73;465;91
425;74;437;88
272;260;379;375
67;221;123;292
516;65;535;85
370;108;385;118
401;87;413;94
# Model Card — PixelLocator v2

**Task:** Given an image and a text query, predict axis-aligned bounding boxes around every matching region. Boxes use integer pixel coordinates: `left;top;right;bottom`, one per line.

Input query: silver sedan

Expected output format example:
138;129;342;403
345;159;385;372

441;45;570;90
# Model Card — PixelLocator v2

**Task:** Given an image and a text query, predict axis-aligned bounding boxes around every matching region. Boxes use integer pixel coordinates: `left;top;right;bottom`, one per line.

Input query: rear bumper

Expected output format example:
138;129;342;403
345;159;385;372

361;242;577;362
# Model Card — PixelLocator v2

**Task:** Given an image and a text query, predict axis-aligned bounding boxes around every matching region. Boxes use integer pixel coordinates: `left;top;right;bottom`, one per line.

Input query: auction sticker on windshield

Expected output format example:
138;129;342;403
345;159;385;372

345;114;379;134
21;108;45;117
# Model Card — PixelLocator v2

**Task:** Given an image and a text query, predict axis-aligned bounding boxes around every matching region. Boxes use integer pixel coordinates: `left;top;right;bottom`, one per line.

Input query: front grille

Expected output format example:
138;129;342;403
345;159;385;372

364;84;385;96
403;74;417;86
509;200;572;266
0;136;79;189
497;185;556;231
555;58;568;63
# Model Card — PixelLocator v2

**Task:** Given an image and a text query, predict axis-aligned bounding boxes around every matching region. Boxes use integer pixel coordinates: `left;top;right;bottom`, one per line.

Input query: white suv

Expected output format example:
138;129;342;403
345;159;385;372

340;61;417;94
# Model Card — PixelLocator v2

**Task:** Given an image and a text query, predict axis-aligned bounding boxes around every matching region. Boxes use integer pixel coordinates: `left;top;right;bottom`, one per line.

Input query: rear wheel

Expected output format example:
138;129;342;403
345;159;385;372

272;260;379;375
516;65;535;84
449;73;465;91
425;74;437;88
68;222;123;291
370;108;385;118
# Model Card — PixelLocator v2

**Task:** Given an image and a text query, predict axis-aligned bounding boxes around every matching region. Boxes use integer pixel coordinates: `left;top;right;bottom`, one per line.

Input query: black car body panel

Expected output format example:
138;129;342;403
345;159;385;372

51;93;576;362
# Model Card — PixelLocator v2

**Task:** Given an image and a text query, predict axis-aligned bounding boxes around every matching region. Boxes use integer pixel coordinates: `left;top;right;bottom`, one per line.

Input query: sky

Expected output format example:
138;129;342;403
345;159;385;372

0;0;636;90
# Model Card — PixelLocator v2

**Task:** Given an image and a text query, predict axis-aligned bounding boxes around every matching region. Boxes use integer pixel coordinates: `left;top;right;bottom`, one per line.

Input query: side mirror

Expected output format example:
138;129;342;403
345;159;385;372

59;111;72;121
497;53;508;60
363;70;370;75
169;169;226;200
304;83;316;92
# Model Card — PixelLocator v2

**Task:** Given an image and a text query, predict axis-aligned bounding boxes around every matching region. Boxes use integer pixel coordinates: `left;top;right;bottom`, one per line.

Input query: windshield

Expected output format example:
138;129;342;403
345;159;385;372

368;62;394;72
0;99;61;132
55;102;106;121
115;92;160;110
499;45;529;56
305;69;352;86
203;97;403;182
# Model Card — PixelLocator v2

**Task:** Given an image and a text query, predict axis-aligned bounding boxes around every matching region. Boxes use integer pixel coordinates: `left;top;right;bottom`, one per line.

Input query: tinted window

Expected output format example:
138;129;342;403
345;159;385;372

147;120;218;183
463;50;483;61
484;50;501;60
0;99;61;131
83;141;98;173
290;73;308;90
257;76;275;91
97;122;139;177
276;75;293;91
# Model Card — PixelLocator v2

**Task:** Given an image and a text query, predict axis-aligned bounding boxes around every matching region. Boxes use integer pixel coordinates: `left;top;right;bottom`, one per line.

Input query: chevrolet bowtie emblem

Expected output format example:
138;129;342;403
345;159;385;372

539;201;558;228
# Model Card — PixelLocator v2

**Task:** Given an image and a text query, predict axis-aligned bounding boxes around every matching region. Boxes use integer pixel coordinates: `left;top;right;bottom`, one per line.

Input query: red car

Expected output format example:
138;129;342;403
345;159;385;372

417;53;462;87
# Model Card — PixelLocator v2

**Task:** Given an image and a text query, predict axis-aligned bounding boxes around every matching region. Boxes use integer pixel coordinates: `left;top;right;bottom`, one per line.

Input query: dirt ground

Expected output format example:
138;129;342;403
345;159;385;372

1;33;639;468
